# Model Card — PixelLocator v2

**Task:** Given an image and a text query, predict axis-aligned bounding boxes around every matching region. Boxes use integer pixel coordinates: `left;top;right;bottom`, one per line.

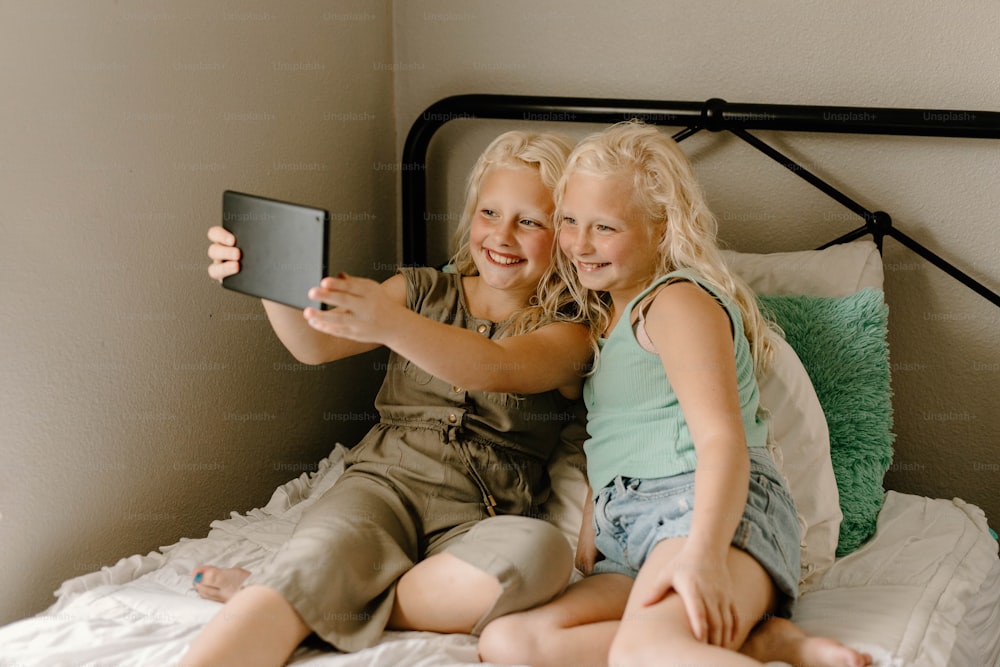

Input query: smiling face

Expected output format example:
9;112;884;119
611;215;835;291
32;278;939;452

557;171;662;307
468;166;556;296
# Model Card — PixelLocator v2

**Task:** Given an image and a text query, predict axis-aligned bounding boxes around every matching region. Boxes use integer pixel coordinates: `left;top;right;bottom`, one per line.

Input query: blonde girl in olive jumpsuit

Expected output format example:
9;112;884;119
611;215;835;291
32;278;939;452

186;131;592;667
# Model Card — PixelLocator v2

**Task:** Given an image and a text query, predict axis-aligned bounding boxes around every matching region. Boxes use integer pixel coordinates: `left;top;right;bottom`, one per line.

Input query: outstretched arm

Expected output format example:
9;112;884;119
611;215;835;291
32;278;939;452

264;297;387;366
207;225;394;365
304;274;590;398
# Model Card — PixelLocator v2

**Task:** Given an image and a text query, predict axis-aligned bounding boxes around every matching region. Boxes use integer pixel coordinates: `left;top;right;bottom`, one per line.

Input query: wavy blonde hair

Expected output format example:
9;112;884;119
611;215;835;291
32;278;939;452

448;130;579;338
543;120;774;375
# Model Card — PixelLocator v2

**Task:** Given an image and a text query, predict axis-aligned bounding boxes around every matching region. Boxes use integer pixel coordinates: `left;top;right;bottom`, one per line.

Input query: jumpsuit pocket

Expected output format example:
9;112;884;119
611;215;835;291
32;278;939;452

401;359;434;385
461;444;536;516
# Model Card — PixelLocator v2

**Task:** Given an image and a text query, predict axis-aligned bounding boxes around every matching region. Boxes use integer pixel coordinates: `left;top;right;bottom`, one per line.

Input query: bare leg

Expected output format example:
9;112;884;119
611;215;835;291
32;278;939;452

181;585;311;667
190;553;502;635
479;553;868;667
478;573;632;667
608;538;777;667
388;553;502;633
190;554;506;642
742;617;873;667
192;566;251;603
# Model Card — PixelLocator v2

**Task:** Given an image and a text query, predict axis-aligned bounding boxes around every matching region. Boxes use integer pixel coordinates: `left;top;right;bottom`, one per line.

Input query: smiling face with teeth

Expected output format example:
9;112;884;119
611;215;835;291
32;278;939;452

557;171;662;311
468;166;556;301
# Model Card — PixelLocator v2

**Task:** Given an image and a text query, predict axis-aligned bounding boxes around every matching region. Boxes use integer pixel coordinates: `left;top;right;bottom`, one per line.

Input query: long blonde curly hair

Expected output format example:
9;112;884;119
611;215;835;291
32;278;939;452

448;130;580;338
541;120;774;375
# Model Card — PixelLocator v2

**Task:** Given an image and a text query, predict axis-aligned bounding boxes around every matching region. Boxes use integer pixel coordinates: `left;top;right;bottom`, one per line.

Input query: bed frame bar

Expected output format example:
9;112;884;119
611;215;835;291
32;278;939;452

401;94;1000;306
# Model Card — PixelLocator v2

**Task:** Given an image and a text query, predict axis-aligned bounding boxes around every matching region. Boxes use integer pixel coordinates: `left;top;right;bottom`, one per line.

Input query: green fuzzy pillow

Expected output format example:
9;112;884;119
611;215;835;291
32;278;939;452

758;287;894;556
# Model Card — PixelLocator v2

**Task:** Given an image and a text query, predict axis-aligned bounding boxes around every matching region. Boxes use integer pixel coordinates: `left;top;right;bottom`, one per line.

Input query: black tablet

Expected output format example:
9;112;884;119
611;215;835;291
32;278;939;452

221;190;330;310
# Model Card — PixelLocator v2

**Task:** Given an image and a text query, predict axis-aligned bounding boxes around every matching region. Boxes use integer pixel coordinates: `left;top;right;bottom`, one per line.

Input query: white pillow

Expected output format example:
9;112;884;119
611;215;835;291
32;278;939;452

720;240;883;298
756;332;840;590
726;240;883;590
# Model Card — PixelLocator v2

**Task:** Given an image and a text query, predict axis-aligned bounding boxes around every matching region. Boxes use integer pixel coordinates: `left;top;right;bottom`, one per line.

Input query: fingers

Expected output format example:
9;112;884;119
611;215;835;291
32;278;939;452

308;274;378;310
301;274;384;340
319;272;348;288
706;600;722;646
208;242;241;262
689;596;739;648
207;226;240;282
709;601;737;649
684;591;739;647
304;306;329;323
303;307;360;340
680;592;708;643
317;273;372;296
726;600;740;649
639;572;673;607
308;285;346;310
208;260;239;282
304;308;337;336
207;241;239;282
207;225;236;246
643;575;735;647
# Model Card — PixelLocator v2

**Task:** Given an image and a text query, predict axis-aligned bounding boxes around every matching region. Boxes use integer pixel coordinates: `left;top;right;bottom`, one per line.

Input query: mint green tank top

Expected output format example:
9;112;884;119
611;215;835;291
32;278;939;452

583;269;768;491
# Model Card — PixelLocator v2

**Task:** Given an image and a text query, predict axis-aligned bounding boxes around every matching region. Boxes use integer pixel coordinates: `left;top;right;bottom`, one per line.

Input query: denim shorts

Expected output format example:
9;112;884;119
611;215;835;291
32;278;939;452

591;447;800;616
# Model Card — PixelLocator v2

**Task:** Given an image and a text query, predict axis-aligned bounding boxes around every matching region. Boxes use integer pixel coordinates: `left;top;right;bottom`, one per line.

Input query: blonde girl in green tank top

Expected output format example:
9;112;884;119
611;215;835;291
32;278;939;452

478;121;872;667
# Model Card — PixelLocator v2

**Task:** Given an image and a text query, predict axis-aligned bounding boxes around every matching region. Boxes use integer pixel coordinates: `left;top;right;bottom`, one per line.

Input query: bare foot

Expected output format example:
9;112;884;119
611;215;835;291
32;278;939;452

743;617;873;667
191;566;251;603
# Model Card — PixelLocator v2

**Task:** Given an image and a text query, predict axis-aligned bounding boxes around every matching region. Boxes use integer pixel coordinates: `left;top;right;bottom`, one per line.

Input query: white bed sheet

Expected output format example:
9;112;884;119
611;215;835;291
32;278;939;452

778;491;1000;667
1;445;997;667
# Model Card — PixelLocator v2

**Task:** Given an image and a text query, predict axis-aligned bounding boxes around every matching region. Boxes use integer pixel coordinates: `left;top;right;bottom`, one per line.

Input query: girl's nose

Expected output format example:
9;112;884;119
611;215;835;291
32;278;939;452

493;218;517;245
569;227;593;254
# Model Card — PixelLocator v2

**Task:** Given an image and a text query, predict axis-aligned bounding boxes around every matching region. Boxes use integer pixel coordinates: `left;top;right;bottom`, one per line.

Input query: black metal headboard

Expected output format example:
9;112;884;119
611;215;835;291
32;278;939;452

401;94;1000;307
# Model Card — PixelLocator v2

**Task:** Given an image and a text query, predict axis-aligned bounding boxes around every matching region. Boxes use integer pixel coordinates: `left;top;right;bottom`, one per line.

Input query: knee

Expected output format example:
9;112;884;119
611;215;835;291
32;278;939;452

478;613;545;665
609;630;699;667
517;520;574;600
607;636;634;667
464;516;574;606
608;635;655;667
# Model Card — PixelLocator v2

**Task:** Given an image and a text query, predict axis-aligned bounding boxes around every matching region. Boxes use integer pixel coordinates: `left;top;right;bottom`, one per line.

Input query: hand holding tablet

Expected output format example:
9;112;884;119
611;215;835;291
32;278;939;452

216;191;330;310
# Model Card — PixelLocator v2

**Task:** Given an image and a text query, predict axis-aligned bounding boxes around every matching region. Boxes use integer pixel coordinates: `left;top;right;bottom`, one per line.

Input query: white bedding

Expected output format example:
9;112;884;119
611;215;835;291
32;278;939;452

1;444;997;667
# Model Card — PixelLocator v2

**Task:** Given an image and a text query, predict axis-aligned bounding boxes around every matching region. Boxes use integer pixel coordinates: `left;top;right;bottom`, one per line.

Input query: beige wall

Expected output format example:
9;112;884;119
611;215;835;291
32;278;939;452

2;0;998;628
0;0;395;624
391;0;1000;525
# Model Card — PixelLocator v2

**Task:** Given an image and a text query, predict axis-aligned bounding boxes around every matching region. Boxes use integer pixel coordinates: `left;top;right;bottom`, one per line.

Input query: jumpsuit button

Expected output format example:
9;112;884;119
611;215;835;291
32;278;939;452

447;413;458;424
451;385;462;393
476;324;488;334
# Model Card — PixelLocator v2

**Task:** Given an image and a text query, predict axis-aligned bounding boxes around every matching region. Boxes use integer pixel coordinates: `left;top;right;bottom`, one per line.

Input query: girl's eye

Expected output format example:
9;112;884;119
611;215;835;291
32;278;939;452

519;218;542;228
561;216;576;226
480;209;497;218
596;224;614;232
